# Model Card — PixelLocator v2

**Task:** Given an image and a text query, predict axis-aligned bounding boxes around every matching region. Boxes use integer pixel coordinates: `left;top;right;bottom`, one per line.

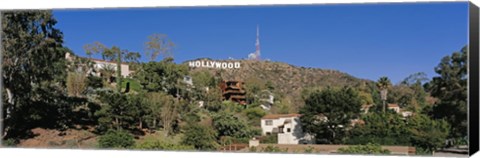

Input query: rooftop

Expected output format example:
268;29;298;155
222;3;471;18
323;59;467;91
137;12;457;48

262;114;301;120
388;103;400;108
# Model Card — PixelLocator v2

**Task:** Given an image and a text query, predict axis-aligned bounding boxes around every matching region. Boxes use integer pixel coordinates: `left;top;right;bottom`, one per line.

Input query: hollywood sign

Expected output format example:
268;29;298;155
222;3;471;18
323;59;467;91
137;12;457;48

188;60;241;69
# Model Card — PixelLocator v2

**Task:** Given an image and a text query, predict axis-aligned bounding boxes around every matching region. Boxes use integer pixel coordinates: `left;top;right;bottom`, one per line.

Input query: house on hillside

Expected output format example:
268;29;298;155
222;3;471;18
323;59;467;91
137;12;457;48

388;103;401;113
350;119;365;127
90;59;132;78
401;111;413;118
261;114;313;144
361;104;373;114
259;90;274;110
387;103;414;118
183;76;193;86
220;80;247;105
65;52;133;78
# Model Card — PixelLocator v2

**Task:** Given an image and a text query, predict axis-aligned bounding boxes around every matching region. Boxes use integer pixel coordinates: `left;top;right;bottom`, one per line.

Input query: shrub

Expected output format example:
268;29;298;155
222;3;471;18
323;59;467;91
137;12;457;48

260;134;278;144
262;145;282;152
87;75;103;89
415;147;431;155
249;146;257;152
304;146;314;153
66;72;87;96
244;107;266;125
181;124;218;150
98;130;135;148
3;139;18;147
136;140;194;150
337;143;390;155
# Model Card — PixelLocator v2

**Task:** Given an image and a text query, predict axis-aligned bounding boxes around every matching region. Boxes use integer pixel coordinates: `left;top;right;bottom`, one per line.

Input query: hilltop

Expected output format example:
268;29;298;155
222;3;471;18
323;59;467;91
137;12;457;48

183;59;372;108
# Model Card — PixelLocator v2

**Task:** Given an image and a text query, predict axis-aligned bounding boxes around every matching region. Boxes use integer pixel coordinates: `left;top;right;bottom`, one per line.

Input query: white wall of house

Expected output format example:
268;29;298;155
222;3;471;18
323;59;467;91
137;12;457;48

388;106;401;113
65;52;132;78
261;116;309;144
261;117;288;135
93;61;131;78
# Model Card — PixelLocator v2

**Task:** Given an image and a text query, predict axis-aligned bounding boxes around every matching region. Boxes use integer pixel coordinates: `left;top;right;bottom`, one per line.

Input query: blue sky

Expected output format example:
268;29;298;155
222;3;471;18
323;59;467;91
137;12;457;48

53;2;468;83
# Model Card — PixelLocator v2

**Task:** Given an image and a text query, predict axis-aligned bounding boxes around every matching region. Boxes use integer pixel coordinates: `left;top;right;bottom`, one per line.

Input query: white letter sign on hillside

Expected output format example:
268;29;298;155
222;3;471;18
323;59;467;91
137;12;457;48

188;60;241;69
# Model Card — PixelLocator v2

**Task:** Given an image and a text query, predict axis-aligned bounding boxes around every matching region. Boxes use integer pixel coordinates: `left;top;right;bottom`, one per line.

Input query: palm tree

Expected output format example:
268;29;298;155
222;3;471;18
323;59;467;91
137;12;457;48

99;64;116;85
376;76;392;113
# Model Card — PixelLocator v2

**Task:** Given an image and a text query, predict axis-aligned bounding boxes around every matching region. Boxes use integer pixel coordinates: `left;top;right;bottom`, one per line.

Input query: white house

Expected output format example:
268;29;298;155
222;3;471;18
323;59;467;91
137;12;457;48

260;94;274;110
402;111;413;118
261;114;312;144
65;52;133;78
183;76;193;86
361;104;373;114
388;103;401;113
91;59;132;78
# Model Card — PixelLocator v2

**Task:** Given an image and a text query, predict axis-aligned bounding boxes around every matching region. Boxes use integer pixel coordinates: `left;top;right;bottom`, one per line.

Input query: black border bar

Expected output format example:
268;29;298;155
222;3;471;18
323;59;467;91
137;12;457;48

469;2;479;156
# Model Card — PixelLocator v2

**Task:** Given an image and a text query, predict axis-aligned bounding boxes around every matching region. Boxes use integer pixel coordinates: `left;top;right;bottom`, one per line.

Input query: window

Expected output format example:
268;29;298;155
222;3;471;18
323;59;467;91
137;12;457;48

287;128;291;133
265;120;273;126
266;132;271;135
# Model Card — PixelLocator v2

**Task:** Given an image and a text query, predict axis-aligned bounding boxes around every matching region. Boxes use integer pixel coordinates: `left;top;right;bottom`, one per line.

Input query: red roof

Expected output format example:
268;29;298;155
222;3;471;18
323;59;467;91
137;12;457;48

388;103;399;108
261;114;301;119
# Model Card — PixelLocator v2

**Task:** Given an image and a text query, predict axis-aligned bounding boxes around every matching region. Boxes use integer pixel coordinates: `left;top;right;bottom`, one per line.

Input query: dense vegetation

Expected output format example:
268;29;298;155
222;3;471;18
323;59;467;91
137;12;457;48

1;11;468;156
337;143;390;155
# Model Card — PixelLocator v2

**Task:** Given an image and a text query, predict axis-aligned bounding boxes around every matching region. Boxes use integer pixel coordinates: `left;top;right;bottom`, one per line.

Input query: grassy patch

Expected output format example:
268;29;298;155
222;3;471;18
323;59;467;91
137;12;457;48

122;78;142;92
137;130;184;145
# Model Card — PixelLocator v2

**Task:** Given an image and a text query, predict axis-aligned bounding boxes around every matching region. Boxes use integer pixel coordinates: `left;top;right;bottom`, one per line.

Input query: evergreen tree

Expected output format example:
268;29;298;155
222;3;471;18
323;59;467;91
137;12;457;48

2;11;67;138
428;46;467;138
181;124;218;150
299;87;362;144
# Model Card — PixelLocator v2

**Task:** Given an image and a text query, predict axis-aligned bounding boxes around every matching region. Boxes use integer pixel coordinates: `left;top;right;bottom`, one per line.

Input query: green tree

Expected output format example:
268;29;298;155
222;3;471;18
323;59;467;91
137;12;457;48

181;124;218;150
143;92;182;136
346;112;410;145
98;129;135;148
203;87;224;112
2;11;67;138
408;114;450;155
401;72;429;86
83;41;105;59
243;76;267;104
387;84;414;108
160;95;179;136
144;33;175;61
135;58;188;96
127;93;149;130
391;72;430;112
271;96;295;114
144;92;164;129
95;91;139;131
358;91;374;105
243;107;266;126
299;87;362;144
427;46;467;138
212;111;254;139
191;70;217;88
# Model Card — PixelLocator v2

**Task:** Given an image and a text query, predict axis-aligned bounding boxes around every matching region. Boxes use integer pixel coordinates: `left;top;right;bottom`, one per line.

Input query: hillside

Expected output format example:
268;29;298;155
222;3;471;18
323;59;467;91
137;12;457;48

184;59;372;108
